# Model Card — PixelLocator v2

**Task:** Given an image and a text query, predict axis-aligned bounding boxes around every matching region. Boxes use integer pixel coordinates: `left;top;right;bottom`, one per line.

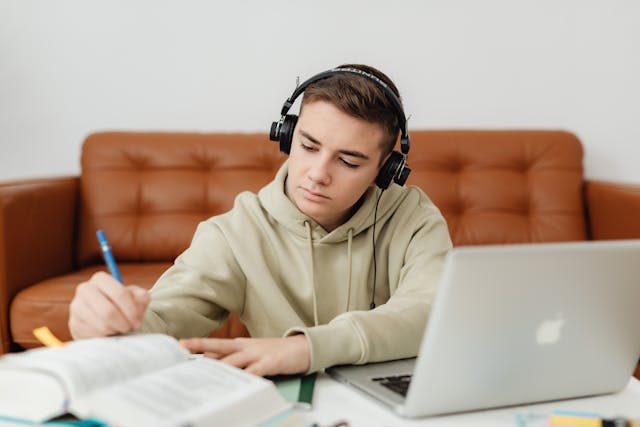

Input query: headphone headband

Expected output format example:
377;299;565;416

278;67;410;155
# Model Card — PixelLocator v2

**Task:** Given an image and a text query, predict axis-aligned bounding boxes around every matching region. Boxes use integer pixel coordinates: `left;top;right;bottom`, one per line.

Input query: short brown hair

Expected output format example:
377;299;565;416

300;64;403;156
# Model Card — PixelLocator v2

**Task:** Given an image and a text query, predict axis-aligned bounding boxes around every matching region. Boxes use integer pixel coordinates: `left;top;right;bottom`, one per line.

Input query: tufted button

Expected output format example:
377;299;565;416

449;160;463;174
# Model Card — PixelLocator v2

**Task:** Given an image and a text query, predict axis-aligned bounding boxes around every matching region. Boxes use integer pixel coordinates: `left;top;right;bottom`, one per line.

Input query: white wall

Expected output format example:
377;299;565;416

1;0;639;182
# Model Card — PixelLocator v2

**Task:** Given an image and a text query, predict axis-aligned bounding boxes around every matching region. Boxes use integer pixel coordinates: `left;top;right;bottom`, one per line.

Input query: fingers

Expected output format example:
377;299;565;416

68;271;149;339
68;312;106;340
69;278;124;338
180;338;258;369
220;350;256;369
179;337;311;377
129;285;151;319
93;274;143;327
180;337;244;356
202;351;223;359
245;359;271;377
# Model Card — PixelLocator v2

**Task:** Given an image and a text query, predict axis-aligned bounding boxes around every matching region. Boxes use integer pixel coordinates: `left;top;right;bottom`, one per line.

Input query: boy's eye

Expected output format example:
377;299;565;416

299;141;359;168
340;159;359;168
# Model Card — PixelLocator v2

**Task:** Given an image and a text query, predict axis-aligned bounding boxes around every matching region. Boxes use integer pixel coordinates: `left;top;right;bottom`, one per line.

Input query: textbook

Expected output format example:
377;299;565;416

0;334;291;427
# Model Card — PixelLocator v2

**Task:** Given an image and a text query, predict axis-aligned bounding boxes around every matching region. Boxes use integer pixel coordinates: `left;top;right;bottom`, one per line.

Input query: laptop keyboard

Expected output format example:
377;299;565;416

372;374;412;397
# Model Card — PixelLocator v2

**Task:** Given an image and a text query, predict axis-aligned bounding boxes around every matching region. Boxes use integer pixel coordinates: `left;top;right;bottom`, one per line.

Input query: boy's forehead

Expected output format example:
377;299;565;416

298;101;387;149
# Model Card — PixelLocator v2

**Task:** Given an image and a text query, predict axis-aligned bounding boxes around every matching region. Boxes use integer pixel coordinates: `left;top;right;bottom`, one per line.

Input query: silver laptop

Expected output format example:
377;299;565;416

327;240;640;418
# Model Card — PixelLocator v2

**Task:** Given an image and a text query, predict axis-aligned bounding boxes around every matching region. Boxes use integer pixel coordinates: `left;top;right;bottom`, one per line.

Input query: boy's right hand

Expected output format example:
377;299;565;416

68;271;150;339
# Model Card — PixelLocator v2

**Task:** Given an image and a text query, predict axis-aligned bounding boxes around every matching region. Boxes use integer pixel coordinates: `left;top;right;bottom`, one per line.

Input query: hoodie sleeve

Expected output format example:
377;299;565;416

139;220;247;338
285;208;452;373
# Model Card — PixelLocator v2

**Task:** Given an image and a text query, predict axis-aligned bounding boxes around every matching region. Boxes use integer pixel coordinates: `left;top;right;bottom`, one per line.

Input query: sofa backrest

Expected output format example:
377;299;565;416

77;130;586;267
77;132;285;266
407;130;586;245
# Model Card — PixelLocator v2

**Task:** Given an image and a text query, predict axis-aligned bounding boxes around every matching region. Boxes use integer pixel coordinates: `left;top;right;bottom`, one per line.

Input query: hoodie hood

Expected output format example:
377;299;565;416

258;160;406;243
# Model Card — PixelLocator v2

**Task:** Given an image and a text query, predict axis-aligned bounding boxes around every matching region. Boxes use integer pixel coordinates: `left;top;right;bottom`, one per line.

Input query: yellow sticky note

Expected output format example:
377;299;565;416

32;326;66;347
548;415;602;426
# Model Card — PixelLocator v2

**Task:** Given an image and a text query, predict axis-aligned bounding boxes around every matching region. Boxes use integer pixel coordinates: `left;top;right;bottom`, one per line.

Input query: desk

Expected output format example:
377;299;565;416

307;374;640;427
0;375;637;427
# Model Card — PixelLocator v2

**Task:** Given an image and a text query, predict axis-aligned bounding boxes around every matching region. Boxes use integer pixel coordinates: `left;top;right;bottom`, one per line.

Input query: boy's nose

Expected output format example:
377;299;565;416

308;157;331;186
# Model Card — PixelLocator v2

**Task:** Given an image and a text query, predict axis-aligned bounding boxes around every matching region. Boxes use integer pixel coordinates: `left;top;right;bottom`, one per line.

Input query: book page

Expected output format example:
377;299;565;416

1;334;188;400
82;357;287;427
0;368;68;422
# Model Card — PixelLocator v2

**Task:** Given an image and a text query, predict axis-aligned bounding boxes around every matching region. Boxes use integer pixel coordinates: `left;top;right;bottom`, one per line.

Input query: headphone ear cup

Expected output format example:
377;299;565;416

376;151;401;189
375;151;405;189
278;114;298;154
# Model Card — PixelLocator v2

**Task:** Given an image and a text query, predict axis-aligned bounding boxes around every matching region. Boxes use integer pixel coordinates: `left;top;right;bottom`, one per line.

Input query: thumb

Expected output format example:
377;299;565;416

129;285;151;317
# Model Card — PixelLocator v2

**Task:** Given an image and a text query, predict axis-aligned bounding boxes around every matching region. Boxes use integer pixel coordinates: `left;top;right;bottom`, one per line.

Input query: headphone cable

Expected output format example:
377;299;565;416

370;189;385;310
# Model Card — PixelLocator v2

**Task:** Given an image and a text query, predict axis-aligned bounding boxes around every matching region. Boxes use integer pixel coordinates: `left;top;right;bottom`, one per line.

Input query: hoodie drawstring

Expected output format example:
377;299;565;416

345;228;354;311
304;221;319;327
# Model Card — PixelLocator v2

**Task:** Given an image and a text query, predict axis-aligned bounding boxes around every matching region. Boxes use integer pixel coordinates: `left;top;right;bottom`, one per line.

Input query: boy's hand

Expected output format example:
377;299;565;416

68;271;150;339
180;335;311;376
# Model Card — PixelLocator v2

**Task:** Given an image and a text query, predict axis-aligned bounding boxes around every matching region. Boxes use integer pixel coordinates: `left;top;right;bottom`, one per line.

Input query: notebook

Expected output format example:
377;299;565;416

326;240;640;418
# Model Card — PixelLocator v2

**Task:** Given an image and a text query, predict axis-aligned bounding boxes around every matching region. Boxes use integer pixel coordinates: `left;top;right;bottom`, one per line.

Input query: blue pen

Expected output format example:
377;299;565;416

96;229;123;284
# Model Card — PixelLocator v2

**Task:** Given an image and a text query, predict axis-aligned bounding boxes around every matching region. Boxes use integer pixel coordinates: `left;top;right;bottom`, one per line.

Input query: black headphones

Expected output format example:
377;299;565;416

269;67;411;189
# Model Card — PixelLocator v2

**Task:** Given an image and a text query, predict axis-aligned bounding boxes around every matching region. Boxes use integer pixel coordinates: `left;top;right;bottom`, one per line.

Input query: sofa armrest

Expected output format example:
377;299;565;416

585;180;640;240
0;176;79;353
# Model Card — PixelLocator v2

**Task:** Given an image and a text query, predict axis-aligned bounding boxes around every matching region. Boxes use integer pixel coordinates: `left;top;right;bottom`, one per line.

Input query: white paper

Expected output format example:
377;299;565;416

84;357;274;427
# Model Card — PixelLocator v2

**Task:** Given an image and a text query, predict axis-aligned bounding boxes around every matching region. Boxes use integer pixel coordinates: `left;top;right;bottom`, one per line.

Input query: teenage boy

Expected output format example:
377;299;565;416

68;64;452;376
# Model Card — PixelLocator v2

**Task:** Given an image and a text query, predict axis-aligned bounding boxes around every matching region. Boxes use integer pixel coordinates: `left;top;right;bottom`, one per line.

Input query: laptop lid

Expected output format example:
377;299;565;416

328;240;640;418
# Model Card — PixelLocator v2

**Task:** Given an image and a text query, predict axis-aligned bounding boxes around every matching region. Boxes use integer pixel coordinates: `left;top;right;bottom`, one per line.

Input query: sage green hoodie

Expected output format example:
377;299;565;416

141;161;452;373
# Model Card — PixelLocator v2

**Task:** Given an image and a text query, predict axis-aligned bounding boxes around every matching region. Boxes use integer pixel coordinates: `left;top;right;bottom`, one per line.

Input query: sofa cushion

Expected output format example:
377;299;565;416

10;263;170;348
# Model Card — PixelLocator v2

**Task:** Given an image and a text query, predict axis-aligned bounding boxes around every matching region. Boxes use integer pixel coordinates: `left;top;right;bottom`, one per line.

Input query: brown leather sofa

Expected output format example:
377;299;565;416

2;130;640;378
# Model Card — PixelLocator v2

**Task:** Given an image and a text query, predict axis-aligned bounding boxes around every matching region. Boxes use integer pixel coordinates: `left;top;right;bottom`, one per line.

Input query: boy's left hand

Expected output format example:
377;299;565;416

179;334;310;376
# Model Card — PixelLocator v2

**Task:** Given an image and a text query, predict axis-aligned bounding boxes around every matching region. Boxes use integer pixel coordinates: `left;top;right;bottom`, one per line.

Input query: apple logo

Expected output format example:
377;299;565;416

536;313;566;345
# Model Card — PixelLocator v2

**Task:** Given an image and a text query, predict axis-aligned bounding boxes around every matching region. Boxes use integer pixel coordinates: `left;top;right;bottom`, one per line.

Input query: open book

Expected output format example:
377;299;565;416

0;334;291;427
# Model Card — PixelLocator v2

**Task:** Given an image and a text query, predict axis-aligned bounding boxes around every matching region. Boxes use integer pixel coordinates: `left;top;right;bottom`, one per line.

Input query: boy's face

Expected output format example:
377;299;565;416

286;100;388;232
